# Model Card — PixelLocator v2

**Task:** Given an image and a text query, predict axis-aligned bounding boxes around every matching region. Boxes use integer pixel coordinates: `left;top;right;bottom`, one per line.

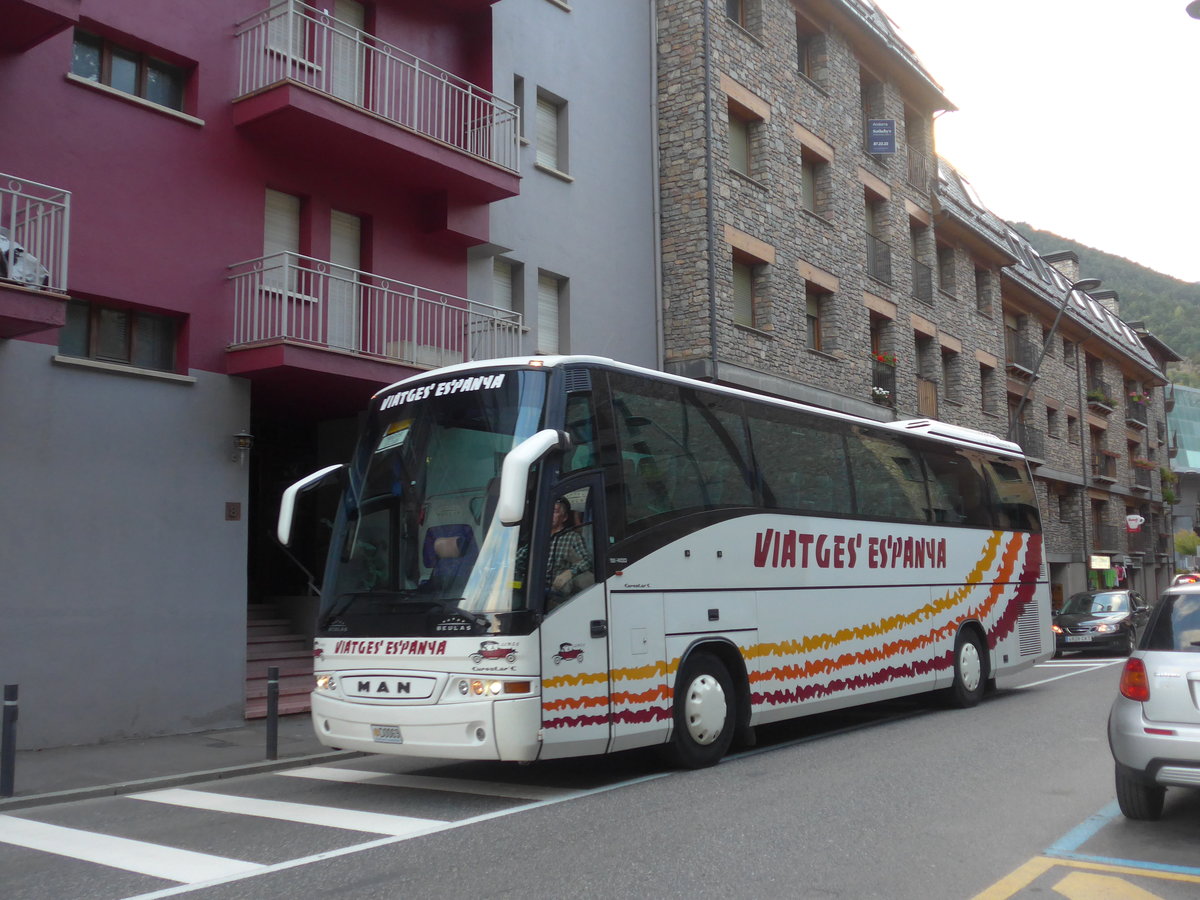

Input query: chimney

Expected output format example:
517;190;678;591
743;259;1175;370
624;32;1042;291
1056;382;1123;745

1041;250;1080;284
1091;289;1119;317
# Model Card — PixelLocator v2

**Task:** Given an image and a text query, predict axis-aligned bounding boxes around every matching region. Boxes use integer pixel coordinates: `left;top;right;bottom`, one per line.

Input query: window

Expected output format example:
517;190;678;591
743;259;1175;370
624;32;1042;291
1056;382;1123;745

799;147;829;216
980;363;997;415
806;285;824;352
1067;414;1080;446
859;68;884;150
864;193;891;283
937;245;956;296
728;106;754;177
537;271;564;354
536;91;568;173
726;0;745;25
264;189;302;293
732;255;757;327
71;30;186;111
1046;407;1059;440
60;299;180;372
941;349;960;403
846;430;929;523
513;75;526;141
975;268;992;315
493;258;517;312
748;405;852;515
794;14;824;84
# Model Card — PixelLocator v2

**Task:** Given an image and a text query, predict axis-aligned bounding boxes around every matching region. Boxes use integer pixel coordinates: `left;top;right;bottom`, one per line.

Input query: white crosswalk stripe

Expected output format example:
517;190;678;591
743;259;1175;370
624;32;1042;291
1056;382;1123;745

279;765;577;800
0;814;265;883
131;787;447;836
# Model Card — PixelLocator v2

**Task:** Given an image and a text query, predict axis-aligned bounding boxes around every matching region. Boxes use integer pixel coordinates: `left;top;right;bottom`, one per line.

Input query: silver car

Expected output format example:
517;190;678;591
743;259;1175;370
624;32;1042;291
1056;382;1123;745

1108;585;1200;819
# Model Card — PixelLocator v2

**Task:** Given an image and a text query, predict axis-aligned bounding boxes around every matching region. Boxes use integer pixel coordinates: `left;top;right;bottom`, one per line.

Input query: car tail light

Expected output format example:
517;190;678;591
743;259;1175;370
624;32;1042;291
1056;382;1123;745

1118;658;1150;702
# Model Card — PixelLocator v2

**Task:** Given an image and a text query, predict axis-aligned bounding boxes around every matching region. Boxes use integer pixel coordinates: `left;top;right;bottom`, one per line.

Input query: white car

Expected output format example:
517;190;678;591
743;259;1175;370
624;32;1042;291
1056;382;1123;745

0;228;50;288
1107;584;1200;819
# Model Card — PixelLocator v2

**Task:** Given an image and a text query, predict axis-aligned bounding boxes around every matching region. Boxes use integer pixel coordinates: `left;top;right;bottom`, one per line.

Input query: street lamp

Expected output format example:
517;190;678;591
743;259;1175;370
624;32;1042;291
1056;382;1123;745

1006;277;1103;443
1188;1;1200;19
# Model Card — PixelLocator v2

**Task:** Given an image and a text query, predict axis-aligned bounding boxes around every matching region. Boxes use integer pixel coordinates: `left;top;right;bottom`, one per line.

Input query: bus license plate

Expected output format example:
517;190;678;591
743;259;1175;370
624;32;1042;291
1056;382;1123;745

371;725;404;744
1065;635;1091;643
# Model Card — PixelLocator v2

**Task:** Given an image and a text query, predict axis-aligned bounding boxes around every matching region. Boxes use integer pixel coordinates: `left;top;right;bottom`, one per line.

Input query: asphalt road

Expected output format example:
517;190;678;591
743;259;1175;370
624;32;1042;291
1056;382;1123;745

3;655;1198;900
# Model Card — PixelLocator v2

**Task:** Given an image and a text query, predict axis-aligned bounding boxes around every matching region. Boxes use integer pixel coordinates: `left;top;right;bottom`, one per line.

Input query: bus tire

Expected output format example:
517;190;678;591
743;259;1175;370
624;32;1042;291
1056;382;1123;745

944;628;986;708
664;651;735;769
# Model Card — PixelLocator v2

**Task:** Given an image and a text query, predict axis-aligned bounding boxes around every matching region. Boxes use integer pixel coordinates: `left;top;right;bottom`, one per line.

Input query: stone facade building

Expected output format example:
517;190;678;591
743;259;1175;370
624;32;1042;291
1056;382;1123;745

655;0;1178;604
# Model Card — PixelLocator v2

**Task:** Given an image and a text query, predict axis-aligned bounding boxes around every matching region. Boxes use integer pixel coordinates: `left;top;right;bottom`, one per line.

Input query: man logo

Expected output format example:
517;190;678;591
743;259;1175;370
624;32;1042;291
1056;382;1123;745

358;680;412;695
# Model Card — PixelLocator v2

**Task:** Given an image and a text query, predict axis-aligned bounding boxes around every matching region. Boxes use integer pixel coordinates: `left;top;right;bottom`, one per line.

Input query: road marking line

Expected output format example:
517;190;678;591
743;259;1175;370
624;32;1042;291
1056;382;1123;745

1053;870;1162;899
279;765;577;801
131;788;447;837
0;814;264;883
1018;660;1122;689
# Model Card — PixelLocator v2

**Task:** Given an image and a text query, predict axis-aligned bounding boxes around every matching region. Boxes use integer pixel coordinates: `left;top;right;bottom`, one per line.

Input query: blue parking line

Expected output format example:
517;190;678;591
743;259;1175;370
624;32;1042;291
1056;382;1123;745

1046;800;1200;877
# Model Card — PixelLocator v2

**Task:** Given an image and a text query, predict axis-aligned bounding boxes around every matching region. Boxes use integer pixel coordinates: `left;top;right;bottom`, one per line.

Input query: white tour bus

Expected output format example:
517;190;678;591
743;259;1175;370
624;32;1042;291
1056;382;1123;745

278;355;1052;767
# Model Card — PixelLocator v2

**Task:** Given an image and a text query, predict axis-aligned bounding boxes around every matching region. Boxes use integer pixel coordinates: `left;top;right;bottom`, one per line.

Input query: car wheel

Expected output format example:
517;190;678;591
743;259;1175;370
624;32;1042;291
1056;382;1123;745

943;628;986;708
1115;764;1164;820
663;651;735;769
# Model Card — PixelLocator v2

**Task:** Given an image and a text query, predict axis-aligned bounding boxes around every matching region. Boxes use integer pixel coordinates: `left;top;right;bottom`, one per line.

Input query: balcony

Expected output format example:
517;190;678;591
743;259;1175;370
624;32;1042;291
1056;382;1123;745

0;174;70;338
906;148;934;194
0;0;79;52
1005;332;1037;375
232;3;520;209
1132;464;1153;491
1165;383;1176;412
1093;525;1120;552
1125;397;1148;429
866;232;892;284
1010;421;1045;462
911;259;932;304
1091;453;1118;483
871;357;896;408
1086;377;1114;413
229;251;520;375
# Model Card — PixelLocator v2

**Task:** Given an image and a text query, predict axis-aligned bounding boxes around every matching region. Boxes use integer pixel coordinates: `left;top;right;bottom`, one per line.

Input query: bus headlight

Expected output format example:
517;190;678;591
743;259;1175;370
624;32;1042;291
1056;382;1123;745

315;673;337;692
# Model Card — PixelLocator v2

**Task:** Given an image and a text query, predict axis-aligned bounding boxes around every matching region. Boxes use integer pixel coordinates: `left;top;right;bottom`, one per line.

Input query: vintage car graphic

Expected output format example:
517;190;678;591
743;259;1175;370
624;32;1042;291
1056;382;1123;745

471;640;517;663
552;642;584;664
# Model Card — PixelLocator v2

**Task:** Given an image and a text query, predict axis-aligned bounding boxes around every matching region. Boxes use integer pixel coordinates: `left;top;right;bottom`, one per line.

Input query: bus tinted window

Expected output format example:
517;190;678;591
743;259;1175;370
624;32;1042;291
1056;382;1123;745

846;429;929;522
610;373;752;529
984;458;1040;531
747;405;852;515
921;447;992;527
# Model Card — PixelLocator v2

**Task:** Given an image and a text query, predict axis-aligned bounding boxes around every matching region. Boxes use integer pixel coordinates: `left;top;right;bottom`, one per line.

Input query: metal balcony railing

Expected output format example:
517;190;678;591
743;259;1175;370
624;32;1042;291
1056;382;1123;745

911;258;932;304
1125;398;1148;428
1005;331;1037;373
1087;376;1113;408
228;253;522;366
866;232;891;284
1091;454;1117;481
1093;524;1120;552
1;173;70;292
1132;465;1153;490
906;148;934;194
871;358;896;407
234;2;520;172
1011;421;1045;461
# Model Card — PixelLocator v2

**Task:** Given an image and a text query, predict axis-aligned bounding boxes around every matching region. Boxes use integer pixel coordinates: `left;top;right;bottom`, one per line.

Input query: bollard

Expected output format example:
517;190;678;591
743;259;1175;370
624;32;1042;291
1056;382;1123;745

1;684;17;798
266;666;279;761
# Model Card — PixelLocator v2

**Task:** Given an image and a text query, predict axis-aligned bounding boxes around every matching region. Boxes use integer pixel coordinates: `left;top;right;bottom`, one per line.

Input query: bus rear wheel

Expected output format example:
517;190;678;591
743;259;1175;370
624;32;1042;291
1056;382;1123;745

944;628;987;708
664;651;735;769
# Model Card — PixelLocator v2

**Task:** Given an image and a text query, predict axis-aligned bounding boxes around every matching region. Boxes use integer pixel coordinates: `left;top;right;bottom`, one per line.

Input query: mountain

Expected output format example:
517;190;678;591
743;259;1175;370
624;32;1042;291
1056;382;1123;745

1010;223;1200;386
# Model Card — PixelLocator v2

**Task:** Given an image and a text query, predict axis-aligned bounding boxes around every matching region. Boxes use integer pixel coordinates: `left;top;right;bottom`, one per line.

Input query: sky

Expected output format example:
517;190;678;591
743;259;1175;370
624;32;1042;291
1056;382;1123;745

875;0;1200;283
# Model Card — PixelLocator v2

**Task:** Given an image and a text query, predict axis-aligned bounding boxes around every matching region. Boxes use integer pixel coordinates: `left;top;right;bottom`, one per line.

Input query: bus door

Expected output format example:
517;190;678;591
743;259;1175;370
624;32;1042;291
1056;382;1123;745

537;476;611;759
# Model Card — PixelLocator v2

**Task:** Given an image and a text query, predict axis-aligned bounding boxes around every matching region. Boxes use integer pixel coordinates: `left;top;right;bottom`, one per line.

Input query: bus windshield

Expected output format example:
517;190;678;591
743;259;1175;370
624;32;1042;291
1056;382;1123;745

318;369;547;638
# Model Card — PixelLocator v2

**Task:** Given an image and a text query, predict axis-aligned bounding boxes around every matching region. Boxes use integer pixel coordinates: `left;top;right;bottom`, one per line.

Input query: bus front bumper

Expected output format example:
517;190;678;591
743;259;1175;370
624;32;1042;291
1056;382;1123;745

310;692;542;762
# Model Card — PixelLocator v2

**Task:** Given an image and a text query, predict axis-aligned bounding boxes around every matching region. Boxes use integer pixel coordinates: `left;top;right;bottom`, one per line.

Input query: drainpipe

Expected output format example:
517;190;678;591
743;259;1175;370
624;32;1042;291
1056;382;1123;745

1076;342;1091;589
649;0;665;371
702;0;719;383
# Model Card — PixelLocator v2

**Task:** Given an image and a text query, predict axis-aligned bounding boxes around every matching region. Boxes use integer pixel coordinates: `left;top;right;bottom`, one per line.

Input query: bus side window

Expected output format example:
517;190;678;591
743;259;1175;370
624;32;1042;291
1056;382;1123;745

921;448;992;527
747;407;851;515
563;393;598;473
845;430;928;522
984;458;1040;531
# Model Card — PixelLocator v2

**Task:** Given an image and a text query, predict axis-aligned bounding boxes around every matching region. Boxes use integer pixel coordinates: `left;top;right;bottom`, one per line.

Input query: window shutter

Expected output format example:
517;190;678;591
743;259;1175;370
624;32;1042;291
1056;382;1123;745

536;98;558;169
537;273;560;354
493;259;513;312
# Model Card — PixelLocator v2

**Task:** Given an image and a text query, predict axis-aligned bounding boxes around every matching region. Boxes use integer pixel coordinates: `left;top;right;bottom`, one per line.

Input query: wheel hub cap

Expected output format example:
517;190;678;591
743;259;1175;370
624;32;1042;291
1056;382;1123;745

684;674;727;745
959;641;982;693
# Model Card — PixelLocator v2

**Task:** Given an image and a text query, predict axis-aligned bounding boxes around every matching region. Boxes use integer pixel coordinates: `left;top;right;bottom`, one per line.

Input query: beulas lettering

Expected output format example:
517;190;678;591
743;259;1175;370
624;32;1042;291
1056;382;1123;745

753;529;947;569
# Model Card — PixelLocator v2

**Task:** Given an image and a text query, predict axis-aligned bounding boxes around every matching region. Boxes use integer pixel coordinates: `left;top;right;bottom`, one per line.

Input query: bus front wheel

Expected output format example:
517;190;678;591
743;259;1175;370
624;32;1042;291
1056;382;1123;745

944;628;987;708
665;651;735;769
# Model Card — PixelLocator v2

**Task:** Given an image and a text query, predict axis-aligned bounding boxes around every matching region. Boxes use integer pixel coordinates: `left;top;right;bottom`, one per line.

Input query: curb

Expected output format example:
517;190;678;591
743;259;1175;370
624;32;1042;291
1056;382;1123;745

0;750;364;813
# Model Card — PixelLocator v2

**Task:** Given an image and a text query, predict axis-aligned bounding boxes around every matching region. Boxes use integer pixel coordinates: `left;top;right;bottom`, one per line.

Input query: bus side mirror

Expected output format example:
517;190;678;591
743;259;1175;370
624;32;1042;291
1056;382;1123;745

277;464;346;546
498;429;570;526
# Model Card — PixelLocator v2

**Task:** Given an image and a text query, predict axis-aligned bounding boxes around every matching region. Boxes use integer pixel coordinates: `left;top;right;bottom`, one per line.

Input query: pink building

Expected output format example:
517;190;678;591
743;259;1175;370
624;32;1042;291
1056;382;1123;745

0;0;524;747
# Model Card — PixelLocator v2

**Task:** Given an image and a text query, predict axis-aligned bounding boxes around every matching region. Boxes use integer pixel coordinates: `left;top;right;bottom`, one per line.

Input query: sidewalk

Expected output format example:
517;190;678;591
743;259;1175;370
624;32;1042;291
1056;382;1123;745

0;714;360;813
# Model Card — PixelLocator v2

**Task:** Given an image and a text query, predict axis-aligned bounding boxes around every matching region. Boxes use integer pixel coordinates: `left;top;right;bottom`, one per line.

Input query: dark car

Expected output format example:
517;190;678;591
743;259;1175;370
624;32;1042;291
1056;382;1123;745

1053;589;1150;656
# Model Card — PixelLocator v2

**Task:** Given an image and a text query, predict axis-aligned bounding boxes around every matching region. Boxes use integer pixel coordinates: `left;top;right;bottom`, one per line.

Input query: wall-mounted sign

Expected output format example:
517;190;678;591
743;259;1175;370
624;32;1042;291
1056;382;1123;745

868;119;896;154
1090;554;1111;570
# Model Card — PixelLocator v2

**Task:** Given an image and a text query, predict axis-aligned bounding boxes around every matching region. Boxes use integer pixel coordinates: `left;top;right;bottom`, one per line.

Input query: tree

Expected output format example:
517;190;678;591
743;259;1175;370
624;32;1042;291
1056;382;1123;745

1175;529;1199;560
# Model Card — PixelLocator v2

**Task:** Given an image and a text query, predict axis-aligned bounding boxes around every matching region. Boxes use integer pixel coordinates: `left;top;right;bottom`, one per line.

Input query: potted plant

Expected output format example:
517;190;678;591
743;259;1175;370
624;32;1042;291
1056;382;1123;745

873;351;896;367
871;386;891;403
1127;391;1149;404
1086;388;1112;406
1131;458;1156;470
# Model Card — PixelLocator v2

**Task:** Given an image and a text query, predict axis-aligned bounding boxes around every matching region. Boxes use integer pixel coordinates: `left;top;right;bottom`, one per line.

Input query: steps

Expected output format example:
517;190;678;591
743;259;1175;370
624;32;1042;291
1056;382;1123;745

245;603;313;719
